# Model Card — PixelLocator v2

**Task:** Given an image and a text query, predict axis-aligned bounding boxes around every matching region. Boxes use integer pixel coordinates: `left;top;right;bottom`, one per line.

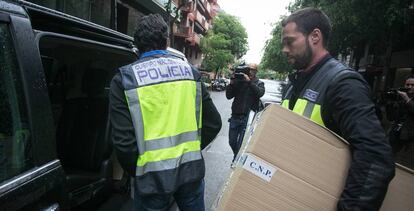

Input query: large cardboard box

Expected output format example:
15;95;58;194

215;104;414;211
381;164;414;211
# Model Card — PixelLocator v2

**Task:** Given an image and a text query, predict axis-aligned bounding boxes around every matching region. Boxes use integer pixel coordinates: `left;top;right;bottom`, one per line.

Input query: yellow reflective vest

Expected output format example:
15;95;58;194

282;58;351;126
120;52;203;194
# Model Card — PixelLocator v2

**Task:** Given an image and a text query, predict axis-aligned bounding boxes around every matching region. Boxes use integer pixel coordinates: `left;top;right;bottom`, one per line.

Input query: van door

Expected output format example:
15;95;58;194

36;32;136;208
0;12;67;211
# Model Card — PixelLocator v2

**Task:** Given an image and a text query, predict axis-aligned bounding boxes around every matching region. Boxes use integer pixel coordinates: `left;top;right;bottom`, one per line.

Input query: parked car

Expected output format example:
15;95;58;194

260;79;282;108
211;78;227;91
0;1;188;210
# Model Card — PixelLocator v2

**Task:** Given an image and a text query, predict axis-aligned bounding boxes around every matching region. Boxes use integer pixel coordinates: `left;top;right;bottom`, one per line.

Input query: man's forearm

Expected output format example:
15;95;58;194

109;75;139;176
201;83;222;149
226;84;237;99
250;81;265;98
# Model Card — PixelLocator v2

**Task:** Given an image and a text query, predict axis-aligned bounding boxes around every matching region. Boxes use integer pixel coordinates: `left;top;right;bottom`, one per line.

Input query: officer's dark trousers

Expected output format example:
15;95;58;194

228;115;249;162
134;180;205;211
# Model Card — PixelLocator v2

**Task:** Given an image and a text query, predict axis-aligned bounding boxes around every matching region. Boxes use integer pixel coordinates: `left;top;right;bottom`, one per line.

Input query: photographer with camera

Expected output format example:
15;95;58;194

226;63;265;163
389;75;414;166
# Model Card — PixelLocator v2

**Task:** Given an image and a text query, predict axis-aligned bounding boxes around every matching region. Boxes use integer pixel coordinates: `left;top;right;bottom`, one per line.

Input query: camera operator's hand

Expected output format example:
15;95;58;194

398;91;411;103
242;73;250;82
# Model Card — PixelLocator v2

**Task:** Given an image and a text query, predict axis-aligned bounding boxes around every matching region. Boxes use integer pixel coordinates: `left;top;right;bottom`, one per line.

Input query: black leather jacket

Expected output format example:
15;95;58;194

287;56;395;211
225;78;265;116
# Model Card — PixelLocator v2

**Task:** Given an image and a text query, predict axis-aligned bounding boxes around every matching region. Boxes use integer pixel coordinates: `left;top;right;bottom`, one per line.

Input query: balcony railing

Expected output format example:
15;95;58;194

174;25;192;38
180;1;194;12
194;10;209;31
186;33;202;46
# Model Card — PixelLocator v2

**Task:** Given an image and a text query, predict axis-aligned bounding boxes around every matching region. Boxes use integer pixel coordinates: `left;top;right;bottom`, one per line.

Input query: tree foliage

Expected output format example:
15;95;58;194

261;0;413;74
261;19;292;73
200;12;248;74
211;13;249;59
200;32;234;73
289;0;411;54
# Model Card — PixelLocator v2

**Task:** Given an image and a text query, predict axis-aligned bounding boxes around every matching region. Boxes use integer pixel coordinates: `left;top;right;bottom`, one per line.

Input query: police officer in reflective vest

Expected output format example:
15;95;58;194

109;14;221;211
281;8;394;211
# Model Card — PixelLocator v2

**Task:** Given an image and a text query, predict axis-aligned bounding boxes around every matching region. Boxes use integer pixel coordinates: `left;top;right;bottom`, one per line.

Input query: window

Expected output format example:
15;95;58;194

38;35;136;170
0;24;33;183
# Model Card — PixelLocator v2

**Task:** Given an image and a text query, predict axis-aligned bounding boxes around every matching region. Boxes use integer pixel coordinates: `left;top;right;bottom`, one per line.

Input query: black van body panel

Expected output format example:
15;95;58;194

0;0;144;209
0;160;67;210
9;13;57;165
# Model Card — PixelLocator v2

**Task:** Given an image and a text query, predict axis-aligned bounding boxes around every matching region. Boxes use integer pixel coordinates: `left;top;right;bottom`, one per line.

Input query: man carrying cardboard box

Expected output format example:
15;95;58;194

280;8;395;211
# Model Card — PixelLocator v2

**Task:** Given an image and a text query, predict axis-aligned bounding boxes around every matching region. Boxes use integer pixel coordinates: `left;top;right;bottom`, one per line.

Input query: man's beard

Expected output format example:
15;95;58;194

292;40;313;70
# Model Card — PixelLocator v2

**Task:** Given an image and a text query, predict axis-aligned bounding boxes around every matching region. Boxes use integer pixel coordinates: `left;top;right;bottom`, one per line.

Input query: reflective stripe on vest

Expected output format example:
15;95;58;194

281;58;350;127
282;99;324;126
121;56;202;176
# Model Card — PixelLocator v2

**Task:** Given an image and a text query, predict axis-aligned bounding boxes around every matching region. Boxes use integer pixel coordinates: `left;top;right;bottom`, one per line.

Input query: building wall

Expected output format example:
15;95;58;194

28;0;161;36
28;0;213;64
117;1;145;37
91;0;112;28
64;0;91;20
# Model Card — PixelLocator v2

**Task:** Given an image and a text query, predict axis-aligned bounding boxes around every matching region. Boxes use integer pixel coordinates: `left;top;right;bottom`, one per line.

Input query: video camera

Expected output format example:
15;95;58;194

233;63;250;81
384;87;410;101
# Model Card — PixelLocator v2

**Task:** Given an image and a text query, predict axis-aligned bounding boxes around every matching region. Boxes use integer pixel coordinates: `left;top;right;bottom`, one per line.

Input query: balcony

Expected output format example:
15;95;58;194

196;0;212;19
186;32;202;46
193;10;209;31
180;1;194;12
174;25;192;38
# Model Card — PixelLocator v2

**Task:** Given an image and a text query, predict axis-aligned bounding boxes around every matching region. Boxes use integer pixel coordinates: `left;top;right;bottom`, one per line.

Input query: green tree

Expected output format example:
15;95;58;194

261;20;292;73
261;0;413;74
200;32;234;77
200;12;248;77
211;13;248;59
287;0;413;63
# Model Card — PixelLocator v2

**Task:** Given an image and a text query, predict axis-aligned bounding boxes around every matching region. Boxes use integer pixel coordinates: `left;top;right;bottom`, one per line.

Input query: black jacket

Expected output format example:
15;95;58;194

399;93;414;141
225;78;265;116
109;61;222;176
288;56;395;211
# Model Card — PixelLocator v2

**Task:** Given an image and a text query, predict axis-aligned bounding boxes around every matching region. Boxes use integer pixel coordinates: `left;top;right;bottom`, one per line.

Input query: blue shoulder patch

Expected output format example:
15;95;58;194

303;89;319;102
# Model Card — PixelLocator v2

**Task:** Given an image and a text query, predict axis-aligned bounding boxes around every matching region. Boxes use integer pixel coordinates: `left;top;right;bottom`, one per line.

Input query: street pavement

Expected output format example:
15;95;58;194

203;90;234;211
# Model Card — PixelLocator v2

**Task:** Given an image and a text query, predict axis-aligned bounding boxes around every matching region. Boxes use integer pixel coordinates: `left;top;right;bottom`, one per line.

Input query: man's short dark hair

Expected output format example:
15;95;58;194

134;14;169;53
282;7;332;47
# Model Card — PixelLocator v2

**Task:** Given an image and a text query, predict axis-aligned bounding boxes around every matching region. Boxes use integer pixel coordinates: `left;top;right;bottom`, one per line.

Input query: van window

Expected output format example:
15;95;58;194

0;24;33;183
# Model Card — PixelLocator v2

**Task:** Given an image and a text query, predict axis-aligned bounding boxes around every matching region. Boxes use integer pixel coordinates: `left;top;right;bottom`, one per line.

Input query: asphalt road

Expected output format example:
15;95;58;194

203;90;234;211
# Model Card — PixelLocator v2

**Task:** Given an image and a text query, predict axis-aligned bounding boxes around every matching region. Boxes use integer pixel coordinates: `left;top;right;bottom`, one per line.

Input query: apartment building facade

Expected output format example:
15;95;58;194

27;0;219;67
172;0;218;67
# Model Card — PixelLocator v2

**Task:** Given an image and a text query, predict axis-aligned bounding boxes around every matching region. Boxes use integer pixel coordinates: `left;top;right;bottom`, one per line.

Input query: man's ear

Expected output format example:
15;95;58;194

310;29;322;45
